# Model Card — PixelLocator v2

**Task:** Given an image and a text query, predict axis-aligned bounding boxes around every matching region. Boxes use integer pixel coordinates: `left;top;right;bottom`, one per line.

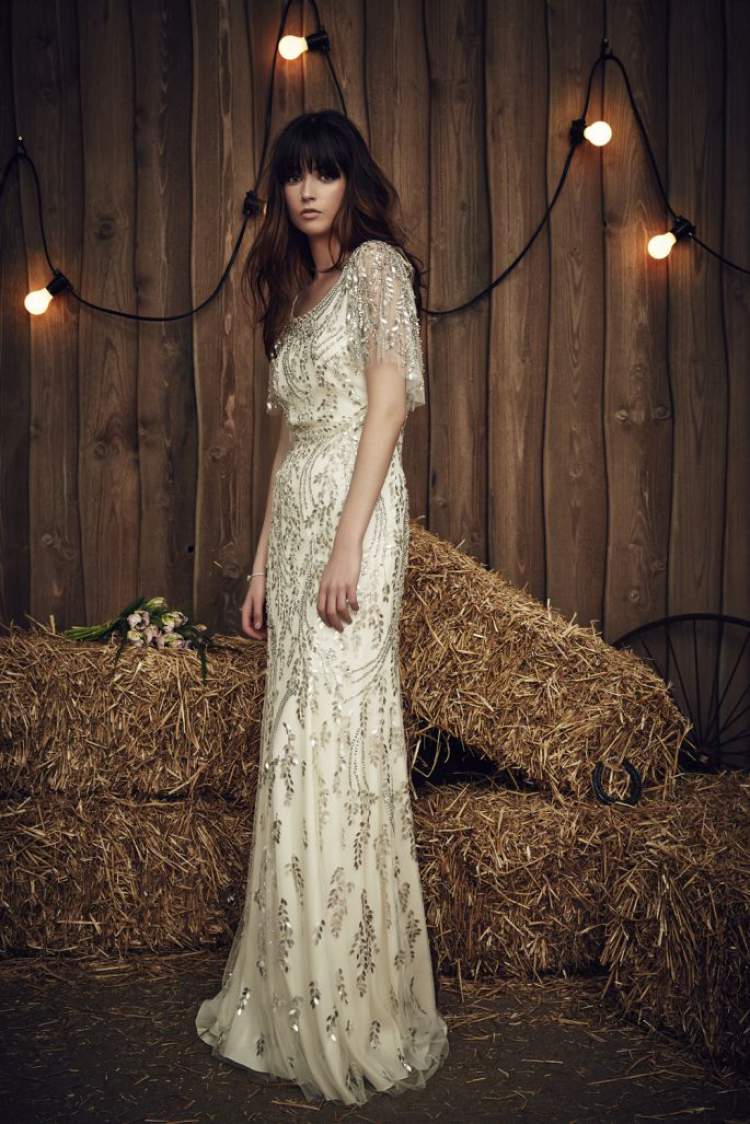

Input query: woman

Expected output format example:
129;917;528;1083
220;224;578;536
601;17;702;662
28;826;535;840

195;109;449;1105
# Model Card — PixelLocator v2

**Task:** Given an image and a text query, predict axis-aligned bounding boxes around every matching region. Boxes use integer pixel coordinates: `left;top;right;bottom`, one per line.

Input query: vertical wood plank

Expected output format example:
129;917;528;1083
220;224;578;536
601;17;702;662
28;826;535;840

131;0;197;617
0;0;31;627
603;0;671;643
664;0;728;761
77;0;140;622
486;0;550;597
425;0;490;560
14;0;86;633
303;1;366;122
364;0;430;519
720;0;750;764
723;6;750;615
14;1;85;632
249;0;305;578
667;0;727;616
545;0;608;626
191;0;255;632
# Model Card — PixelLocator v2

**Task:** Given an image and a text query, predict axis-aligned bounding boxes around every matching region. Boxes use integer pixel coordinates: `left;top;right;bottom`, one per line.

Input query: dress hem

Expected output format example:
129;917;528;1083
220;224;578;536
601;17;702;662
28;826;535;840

196;1011;449;1106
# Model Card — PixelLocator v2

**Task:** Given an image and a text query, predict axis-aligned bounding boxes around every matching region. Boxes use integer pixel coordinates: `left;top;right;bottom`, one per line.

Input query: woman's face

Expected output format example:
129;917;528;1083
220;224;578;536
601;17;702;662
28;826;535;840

283;162;346;238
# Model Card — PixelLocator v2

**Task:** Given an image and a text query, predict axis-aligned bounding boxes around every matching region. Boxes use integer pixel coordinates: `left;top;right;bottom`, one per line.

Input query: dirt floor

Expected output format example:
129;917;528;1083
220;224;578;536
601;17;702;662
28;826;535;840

0;952;748;1123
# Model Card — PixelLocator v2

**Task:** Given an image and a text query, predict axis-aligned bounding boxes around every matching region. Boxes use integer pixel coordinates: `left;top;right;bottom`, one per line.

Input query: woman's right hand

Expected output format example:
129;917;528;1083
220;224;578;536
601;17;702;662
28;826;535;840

241;575;268;640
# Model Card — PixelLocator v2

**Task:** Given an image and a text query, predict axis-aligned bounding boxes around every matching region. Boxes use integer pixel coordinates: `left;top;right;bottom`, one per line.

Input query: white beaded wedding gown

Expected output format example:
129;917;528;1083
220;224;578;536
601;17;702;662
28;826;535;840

195;240;449;1104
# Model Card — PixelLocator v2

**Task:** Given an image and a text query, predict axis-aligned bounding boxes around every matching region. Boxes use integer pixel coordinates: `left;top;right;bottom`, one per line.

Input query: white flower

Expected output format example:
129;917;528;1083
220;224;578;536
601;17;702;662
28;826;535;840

144;597;168;613
162;610;188;631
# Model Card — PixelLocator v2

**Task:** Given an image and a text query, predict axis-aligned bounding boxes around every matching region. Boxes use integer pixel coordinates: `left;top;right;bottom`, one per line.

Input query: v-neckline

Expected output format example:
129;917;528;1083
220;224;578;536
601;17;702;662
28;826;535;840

290;257;350;324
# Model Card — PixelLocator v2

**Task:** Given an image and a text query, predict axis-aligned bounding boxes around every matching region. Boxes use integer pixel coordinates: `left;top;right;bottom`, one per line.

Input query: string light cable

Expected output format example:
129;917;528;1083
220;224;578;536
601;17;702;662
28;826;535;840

1;12;747;323
0;0;330;321
423;35;748;322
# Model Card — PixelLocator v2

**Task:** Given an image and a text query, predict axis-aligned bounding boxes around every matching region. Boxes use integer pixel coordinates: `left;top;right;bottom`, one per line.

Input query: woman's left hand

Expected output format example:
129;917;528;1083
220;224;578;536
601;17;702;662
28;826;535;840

318;538;362;631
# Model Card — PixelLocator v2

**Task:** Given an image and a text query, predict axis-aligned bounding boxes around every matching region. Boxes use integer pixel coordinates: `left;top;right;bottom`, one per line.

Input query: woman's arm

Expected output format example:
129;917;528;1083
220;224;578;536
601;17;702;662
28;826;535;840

333;239;423;550
251;416;291;574
318;364;407;631
317;240;425;630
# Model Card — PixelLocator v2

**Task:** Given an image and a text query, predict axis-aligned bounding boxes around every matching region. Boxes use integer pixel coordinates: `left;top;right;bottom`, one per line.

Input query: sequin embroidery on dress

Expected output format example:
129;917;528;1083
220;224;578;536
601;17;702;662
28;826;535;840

195;240;448;1105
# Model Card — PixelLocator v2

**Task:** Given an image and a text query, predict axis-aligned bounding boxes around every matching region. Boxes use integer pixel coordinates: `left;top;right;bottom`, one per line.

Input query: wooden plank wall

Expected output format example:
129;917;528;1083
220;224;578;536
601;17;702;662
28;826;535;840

1;0;748;678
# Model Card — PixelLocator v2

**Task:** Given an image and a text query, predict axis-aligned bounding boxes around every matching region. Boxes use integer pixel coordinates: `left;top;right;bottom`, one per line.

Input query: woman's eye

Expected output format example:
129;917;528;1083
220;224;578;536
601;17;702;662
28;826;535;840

287;170;335;184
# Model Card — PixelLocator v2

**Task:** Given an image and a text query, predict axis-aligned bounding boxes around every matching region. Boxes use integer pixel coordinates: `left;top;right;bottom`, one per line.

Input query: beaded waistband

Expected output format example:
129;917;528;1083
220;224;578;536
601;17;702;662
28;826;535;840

288;415;365;441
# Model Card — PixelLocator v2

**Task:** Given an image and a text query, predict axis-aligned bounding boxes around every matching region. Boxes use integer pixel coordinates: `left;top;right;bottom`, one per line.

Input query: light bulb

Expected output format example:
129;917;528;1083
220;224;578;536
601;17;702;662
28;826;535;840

279;35;308;60
582;120;612;146
24;287;53;315
24;272;71;313
647;232;677;259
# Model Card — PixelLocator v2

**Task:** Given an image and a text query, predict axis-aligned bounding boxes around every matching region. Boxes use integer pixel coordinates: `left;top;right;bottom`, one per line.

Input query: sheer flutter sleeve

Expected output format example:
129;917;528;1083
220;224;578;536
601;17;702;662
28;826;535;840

349;240;426;414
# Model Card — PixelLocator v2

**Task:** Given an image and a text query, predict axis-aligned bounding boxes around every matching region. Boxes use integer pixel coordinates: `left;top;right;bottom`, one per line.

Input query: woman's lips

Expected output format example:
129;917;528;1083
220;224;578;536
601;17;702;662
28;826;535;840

301;210;321;218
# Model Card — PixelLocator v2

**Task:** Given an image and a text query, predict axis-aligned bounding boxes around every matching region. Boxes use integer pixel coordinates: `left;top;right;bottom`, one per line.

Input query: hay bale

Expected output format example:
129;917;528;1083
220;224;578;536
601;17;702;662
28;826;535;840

417;772;748;989
0;622;265;801
415;780;610;980
402;522;691;802
598;770;750;1070
0;622;444;800
0;793;250;957
418;770;750;1068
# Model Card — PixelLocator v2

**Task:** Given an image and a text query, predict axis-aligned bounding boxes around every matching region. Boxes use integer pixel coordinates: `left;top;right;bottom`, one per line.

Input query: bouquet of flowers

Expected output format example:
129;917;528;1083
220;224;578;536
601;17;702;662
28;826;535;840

63;596;214;684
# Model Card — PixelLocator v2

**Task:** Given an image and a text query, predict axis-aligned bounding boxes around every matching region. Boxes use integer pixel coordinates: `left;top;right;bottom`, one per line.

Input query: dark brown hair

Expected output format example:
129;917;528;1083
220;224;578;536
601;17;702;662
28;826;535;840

241;109;425;360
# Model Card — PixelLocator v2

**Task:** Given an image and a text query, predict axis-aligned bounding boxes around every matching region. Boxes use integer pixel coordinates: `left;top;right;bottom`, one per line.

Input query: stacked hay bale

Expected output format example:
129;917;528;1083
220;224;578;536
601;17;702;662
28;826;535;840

1;522;745;1070
401;523;687;803
0;629;267;955
415;774;750;1072
597;771;750;1072
0;793;250;955
401;525;747;1070
0;629;265;802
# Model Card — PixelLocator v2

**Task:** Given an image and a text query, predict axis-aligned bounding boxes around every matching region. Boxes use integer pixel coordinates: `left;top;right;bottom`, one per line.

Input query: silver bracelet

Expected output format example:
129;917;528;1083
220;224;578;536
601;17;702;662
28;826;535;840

246;571;266;582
